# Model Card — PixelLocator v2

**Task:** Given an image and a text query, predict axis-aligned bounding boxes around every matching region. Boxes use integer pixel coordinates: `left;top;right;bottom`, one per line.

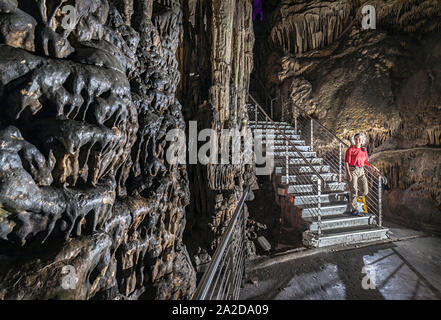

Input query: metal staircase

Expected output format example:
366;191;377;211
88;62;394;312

247;91;389;248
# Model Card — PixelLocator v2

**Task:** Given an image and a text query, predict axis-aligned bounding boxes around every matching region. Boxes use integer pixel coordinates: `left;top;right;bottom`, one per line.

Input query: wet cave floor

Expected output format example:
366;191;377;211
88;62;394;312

241;222;441;300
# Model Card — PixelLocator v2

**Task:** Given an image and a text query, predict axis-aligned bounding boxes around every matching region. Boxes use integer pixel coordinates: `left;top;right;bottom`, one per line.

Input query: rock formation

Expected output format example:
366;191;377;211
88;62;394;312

2;0;438;301
0;0;257;300
177;0;258;272
0;0;197;300
256;0;441;233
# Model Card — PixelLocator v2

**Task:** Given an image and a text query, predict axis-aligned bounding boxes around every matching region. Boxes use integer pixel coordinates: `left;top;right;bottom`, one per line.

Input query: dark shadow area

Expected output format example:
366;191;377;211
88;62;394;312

246;176;281;250
243;240;441;300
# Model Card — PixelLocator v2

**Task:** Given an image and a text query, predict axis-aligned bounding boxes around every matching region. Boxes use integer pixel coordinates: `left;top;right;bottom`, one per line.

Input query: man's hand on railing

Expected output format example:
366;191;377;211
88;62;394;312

372;166;381;174
365;162;381;174
366;165;388;186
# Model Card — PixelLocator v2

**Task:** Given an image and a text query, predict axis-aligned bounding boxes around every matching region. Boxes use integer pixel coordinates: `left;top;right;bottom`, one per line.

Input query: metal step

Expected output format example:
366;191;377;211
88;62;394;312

260;138;306;146
293;192;348;205
268;151;317;158
302;225;389;248
274;157;324;165
271;139;306;146
249;121;289;126
253;128;298;134
326;182;347;192
303;214;376;232
299;202;349;218
275;165;331;174
250;124;293;129
267;145;311;152
279;172;338;184
253;133;301;140
277;176;297;183
287;184;314;194
287;181;346;194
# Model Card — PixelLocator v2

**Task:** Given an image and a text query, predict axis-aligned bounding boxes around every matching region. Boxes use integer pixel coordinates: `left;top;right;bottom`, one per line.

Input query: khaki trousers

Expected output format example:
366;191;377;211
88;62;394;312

349;166;369;211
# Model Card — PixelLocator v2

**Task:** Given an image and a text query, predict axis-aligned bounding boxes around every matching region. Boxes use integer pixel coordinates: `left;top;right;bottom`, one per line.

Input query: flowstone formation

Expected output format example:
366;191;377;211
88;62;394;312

256;0;441;233
0;0;196;300
177;0;258;273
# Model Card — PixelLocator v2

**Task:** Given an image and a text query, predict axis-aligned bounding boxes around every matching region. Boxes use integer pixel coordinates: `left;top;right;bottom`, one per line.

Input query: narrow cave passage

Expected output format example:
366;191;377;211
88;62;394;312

238;0;441;301
0;0;440;303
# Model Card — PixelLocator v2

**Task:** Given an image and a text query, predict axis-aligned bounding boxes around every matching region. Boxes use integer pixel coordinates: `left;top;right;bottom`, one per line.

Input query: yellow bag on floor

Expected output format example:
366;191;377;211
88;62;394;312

356;196;368;214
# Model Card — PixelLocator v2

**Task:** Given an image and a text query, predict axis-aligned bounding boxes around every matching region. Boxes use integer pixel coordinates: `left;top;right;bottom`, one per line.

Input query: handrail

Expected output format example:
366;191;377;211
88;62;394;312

250;73;385;174
288;100;387;181
193;186;249;300
250;73;385;226
248;94;325;185
251;73;272;102
286;101;385;224
292;102;349;148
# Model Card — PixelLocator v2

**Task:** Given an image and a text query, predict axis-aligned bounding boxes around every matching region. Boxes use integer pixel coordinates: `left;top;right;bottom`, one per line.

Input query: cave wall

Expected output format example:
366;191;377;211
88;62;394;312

0;0;196;300
177;0;257;272
257;0;441;233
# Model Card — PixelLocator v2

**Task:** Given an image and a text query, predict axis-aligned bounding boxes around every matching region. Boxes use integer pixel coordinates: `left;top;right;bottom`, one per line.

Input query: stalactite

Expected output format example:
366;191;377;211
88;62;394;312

257;0;441;234
0;0;196;300
426;126;441;146
178;0;257;273
269;1;352;55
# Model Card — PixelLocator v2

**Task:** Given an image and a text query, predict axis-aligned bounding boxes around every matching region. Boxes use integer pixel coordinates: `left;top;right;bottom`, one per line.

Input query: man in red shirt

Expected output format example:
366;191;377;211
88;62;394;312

345;133;380;215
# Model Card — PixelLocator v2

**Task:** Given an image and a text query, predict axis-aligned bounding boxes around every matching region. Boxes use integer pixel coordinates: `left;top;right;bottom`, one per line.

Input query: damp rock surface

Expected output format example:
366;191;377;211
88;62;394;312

0;0;197;300
0;0;258;300
255;0;441;233
177;0;258;270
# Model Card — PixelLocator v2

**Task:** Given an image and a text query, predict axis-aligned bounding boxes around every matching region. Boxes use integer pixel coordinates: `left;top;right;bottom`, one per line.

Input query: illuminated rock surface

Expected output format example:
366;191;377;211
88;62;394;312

0;0;196;300
255;0;441;234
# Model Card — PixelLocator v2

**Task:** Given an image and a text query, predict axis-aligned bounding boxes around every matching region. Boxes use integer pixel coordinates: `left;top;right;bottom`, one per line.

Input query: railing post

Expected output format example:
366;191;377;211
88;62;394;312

242;203;246;289
270;98;276;120
255;103;258;123
378;176;383;227
317;179;322;236
281;96;284;122
235;99;237;125
310;119;314;152
339;143;342;182
293;104;297;134
285;140;289;184
193;188;249;300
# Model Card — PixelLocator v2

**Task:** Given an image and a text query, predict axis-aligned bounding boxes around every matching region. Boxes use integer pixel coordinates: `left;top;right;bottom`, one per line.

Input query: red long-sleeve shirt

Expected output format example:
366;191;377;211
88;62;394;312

345;146;368;167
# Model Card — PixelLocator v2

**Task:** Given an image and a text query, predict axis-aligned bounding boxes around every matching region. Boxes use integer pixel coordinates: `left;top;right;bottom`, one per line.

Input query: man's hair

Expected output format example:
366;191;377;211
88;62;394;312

351;132;367;146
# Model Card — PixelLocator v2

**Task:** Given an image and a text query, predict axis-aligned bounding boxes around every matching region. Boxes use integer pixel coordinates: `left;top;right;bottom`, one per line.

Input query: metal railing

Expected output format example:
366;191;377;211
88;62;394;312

249;74;385;228
248;94;325;185
192;187;249;300
247;95;326;235
286;102;384;226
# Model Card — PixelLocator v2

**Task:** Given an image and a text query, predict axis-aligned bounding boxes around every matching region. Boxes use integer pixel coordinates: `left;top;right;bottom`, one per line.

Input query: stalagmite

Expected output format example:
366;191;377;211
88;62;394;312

0;0;196;300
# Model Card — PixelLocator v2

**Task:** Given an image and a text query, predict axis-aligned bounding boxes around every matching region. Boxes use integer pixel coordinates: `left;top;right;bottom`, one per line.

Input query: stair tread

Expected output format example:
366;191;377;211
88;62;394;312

249;121;289;125
276;164;325;167
296;191;348;197
277;172;336;177
312;225;387;238
287;184;346;194
251;124;294;127
274;157;322;163
303;213;373;223
271;152;315;154
297;201;348;209
286;181;345;187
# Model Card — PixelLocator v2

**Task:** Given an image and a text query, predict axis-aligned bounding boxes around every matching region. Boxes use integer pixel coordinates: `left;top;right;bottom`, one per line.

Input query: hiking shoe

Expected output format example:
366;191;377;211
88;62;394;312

351;209;364;217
